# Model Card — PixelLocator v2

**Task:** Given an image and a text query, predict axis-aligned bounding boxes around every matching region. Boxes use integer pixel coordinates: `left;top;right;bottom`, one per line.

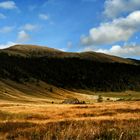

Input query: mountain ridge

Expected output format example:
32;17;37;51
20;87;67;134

0;44;138;64
0;44;140;92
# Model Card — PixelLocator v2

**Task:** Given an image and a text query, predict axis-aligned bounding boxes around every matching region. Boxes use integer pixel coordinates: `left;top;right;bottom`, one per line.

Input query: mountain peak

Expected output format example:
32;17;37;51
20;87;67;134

7;44;60;52
3;44;61;57
0;44;138;65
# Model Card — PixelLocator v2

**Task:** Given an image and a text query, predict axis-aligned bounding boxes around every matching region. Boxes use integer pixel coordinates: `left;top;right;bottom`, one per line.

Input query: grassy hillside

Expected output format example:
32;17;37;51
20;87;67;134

0;45;140;92
0;79;93;103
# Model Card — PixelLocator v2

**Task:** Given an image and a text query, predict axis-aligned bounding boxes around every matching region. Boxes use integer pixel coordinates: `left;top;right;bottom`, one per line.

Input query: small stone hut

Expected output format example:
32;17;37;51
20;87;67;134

62;98;81;104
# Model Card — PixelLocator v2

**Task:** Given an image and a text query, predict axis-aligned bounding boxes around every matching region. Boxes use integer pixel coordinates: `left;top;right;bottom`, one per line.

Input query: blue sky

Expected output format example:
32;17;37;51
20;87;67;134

0;0;140;59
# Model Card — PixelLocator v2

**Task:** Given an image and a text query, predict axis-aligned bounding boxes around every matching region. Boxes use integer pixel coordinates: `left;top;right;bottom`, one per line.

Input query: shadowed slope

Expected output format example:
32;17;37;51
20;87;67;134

0;44;140;93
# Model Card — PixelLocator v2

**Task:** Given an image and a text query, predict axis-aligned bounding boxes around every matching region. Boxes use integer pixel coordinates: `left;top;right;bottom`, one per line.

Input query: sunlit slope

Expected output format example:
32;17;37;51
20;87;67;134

1;44;137;64
0;79;90;103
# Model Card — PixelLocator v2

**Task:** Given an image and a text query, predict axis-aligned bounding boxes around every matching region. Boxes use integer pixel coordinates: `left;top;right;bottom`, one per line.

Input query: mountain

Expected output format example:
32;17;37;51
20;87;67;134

1;44;137;64
2;44;62;57
0;44;140;94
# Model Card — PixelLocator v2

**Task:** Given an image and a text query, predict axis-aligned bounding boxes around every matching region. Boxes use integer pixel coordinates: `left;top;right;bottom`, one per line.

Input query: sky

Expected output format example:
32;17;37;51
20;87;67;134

0;0;140;59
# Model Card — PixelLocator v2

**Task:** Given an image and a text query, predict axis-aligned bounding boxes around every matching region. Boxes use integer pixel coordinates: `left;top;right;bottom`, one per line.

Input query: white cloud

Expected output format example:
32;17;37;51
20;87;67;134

81;11;140;46
0;1;17;10
96;44;140;57
67;41;73;49
0;13;6;19
39;14;49;20
0;41;16;49
21;24;38;31
82;47;95;52
0;26;14;33
17;30;30;42
104;0;140;18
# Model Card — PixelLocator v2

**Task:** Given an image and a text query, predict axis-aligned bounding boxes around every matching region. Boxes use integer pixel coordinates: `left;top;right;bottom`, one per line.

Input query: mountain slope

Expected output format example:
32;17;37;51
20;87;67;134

2;44;62;57
0;44;140;93
0;79;89;103
1;44;137;64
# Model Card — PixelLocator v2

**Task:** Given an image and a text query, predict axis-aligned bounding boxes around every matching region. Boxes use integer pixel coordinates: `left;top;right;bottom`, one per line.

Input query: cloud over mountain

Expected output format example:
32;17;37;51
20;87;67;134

17;30;30;42
0;42;16;49
96;44;140;57
81;11;140;46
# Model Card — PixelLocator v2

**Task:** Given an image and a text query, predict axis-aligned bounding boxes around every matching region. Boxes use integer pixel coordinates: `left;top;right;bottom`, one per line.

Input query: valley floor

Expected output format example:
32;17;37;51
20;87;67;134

0;80;140;139
0;101;139;140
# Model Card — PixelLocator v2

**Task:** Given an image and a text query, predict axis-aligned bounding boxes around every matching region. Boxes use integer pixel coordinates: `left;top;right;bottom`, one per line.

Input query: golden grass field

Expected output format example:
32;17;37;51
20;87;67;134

0;80;140;140
0;101;139;140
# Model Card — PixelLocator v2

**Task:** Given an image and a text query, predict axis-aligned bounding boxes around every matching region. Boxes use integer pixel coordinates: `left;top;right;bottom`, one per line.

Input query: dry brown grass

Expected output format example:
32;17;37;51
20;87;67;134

0;101;139;139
